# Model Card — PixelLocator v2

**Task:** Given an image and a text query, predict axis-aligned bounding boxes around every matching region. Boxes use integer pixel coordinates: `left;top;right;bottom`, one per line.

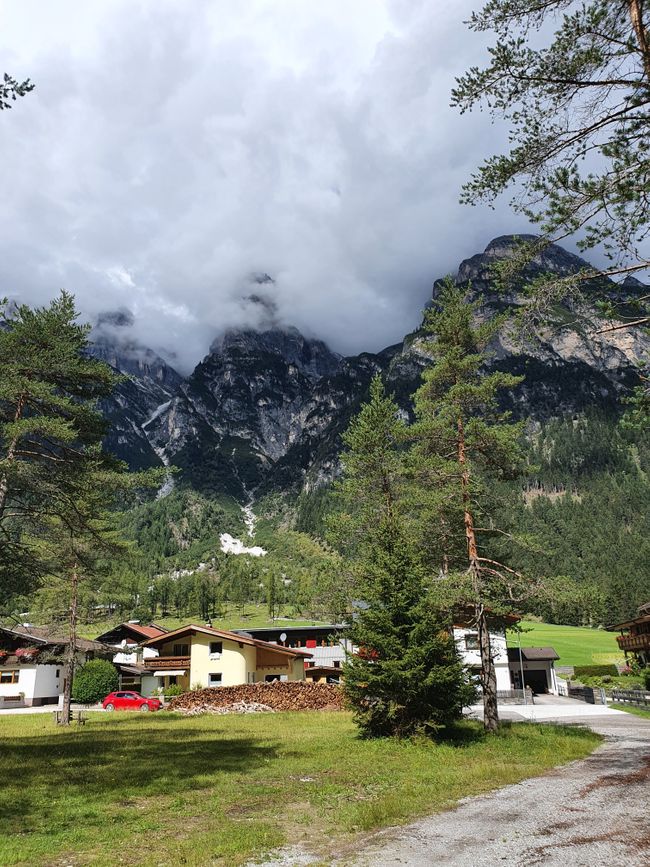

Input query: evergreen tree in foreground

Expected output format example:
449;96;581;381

334;376;472;738
410;279;527;732
0;293;163;724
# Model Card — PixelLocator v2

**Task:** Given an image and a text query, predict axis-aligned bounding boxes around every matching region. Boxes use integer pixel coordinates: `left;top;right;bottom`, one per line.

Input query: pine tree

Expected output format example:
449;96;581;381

334;376;471;738
453;1;650;312
409;279;526;732
0;293;117;600
0;293;163;723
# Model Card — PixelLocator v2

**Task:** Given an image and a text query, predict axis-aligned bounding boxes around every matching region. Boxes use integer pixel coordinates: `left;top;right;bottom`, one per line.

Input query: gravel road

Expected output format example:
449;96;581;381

337;711;650;867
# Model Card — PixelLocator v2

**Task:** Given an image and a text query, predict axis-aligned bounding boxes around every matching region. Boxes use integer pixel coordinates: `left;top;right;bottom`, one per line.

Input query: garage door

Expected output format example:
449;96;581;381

523;670;548;694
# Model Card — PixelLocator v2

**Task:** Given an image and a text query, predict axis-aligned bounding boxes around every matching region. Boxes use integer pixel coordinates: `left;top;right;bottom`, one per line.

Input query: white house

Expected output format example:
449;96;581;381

0;625;110;708
453;625;512;692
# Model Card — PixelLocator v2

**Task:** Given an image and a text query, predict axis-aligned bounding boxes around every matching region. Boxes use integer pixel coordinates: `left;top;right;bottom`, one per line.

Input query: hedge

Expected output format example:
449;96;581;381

573;664;619;678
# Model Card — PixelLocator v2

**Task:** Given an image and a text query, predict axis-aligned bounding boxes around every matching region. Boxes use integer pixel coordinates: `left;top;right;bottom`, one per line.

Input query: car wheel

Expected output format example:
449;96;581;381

140;703;150;712
105;703;115;712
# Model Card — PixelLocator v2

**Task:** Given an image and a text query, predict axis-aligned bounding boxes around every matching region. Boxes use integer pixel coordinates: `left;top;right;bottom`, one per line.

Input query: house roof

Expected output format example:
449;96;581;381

608;613;650;631
507;646;560;662
95;622;168;643
141;623;313;658
7;625;109;653
0;626;111;653
233;625;348;637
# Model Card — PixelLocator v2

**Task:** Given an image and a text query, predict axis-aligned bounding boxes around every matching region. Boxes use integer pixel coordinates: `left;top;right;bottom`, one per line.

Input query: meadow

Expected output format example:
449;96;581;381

0;710;600;866
508;621;624;666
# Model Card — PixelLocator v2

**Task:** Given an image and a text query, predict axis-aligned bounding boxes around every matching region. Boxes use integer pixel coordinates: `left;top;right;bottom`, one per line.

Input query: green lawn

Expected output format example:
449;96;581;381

611;704;650;719
507;621;624;666
0;711;599;866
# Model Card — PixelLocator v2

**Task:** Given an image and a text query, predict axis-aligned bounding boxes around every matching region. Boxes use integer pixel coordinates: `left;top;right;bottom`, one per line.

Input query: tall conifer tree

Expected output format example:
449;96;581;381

409;279;526;731
334;376;471;738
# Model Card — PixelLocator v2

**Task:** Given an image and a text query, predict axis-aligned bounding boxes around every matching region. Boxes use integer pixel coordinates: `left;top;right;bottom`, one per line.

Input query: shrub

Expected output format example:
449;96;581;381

72;659;119;704
643;668;650;690
162;684;185;698
573;664;618;679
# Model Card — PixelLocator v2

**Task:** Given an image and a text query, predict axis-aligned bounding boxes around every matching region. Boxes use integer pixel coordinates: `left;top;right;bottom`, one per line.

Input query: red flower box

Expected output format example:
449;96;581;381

15;647;39;659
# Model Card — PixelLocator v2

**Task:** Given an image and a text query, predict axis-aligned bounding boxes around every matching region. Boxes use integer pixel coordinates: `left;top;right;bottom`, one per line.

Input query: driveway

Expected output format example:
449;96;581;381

0;702;104;715
337;710;650;866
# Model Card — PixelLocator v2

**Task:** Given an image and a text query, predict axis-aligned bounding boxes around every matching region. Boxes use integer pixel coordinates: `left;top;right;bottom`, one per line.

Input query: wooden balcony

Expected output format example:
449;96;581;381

617;633;650;652
143;656;190;671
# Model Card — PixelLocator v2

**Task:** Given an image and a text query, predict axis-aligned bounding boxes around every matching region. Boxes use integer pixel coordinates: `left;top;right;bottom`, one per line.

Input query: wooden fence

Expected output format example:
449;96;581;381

611;688;650;709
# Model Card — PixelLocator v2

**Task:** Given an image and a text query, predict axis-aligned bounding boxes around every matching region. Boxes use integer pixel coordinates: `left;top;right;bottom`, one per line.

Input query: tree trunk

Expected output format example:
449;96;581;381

0;393;26;520
629;1;650;82
59;560;79;726
457;416;499;732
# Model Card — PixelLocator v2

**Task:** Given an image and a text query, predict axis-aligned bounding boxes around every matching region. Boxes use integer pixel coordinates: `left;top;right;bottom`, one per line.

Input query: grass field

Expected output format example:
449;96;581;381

507;621;624;666
0;711;599;866
611;704;650;719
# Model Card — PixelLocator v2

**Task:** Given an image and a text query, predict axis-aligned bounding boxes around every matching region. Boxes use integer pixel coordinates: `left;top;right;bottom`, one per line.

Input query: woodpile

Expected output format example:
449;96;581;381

168;680;344;713
178;700;274;716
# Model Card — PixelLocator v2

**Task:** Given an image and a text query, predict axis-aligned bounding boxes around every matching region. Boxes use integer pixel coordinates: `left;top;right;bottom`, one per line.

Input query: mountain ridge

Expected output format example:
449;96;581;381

95;234;649;494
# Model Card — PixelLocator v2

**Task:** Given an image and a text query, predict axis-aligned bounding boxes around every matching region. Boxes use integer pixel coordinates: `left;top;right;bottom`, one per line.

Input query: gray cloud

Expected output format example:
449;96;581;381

1;0;530;373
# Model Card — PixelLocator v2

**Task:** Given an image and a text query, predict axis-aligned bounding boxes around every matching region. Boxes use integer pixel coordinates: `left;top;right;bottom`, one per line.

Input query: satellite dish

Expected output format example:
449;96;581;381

279;632;287;643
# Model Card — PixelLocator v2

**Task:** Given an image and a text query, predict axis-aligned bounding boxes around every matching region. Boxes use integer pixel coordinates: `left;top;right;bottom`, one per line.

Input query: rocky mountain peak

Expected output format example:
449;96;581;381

454;234;593;294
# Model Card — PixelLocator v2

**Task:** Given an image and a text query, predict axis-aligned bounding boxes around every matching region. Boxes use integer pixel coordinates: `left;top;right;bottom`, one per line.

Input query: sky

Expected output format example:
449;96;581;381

0;0;531;372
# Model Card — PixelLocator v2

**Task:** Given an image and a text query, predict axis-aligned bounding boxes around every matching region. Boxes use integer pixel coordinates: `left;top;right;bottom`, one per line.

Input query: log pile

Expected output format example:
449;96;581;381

168;680;344;713
179;700;274;716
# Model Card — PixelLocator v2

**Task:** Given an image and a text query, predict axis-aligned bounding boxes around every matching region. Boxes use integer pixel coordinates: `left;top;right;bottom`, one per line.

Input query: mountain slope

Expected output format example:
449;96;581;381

98;235;649;493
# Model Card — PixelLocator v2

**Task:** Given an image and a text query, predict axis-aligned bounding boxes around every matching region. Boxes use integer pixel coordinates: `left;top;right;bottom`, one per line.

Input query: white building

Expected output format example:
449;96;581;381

0;625;110;708
453;625;512;692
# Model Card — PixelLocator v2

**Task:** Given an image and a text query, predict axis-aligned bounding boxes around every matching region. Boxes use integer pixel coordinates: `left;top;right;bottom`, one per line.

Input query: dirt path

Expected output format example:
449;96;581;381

336;713;650;867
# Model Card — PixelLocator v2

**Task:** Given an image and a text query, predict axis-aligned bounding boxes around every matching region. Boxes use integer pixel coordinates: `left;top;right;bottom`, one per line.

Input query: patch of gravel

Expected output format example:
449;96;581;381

337;714;650;867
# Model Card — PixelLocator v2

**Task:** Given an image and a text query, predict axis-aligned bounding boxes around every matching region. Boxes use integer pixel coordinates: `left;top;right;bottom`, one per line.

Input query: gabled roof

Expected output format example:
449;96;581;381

95;622;168;643
1;625;109;653
507;646;560;662
608;613;650;631
141;623;313;657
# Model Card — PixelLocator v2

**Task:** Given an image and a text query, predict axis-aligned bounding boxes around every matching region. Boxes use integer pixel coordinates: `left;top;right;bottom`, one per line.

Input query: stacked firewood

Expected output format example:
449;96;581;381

168;680;344;713
178;700;274;716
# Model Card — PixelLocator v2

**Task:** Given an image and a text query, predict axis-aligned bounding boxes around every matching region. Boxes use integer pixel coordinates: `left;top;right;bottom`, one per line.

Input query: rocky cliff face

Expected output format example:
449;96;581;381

97;236;649;493
90;312;183;469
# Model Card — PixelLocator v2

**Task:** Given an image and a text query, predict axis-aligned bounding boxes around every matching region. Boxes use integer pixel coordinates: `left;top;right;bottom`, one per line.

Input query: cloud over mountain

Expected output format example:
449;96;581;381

0;0;526;372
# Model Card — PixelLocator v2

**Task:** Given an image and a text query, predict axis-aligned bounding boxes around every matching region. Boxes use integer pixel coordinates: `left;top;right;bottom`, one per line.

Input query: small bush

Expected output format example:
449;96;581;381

162;684;185;698
573;664;618;678
643;668;650;690
72;659;118;704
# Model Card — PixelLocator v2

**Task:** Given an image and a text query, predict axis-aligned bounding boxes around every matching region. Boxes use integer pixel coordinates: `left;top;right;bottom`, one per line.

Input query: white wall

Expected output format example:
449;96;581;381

454;627;511;691
0;665;61;706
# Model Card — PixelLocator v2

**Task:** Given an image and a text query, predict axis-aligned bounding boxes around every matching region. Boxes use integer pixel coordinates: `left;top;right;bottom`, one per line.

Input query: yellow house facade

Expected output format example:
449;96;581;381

140;624;311;693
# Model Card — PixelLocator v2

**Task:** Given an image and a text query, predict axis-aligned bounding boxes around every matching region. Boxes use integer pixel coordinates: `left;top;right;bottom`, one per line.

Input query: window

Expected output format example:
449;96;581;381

55;669;60;678
464;634;479;651
333;661;341;669
209;641;223;658
0;670;19;685
173;643;189;656
208;673;222;686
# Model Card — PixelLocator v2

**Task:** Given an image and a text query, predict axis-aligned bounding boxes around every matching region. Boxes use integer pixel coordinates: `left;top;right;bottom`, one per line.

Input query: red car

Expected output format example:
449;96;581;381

102;691;162;712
